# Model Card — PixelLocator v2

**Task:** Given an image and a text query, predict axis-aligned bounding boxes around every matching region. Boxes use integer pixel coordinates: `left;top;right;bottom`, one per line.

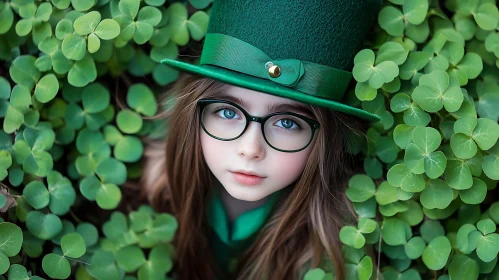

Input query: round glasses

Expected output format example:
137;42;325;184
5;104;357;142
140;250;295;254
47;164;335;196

197;99;320;152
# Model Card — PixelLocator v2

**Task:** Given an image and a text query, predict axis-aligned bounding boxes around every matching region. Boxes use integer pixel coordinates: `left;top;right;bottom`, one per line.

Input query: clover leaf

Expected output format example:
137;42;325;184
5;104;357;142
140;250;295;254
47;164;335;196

114;0;162;45
353;49;399;90
387;163;425;192
15;2;53;37
421;236;451;270
346;174;376;202
412;70;463;113
451;117;499;159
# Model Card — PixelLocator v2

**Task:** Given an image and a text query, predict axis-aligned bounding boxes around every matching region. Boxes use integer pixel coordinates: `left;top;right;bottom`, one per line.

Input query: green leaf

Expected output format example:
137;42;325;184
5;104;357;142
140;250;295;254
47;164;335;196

412;126;441;154
404;236;426;259
42;253;71;279
0;251;9;274
61;232;86;258
375;181;399;205
304;268;326;280
387;164;425;192
454;116;477;136
422;236;451;270
340;226;365;249
115;245;146;272
119;0;140;19
346;174;376;202
26;211;63;240
358;218;377;234
9;55;40;91
34;74;59;103
8;264;29;279
127;83;157;117
376;42;408;65
403;103;431;127
390;93;411;113
48;171;76;215
71;0;96;11
404;143;425;174
23;181;50;209
89;250;120;280
74;11;101;35
0;3;14;35
187;11;209;41
94;19;120;40
459;178;487;204
55;19;73;40
114;136;143;163
358;256;373;280
382;218;409;246
472;118;499;151
87;33;100;53
68;54;97;87
133;21;154;44
378;6;404;36
477;219;496;235
96;157;127;185
62;33;86;61
368;61;399;89
138;6;162;26
457;53;483;80
451;133;477;159
168;3;189;46
424;151;447;179
403;0;428;25
476;233;499;262
0;223;23;257
420;179;453;209
473;3;499;31
82;83;110;113
117;109;143;134
96;183;121;210
448;254;479;280
73;223;98;248
445;160;473;190
483;155;499;180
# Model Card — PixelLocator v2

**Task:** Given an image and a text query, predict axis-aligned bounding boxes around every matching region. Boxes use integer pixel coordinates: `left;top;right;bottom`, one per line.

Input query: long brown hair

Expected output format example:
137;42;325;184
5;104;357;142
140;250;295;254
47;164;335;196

137;73;370;280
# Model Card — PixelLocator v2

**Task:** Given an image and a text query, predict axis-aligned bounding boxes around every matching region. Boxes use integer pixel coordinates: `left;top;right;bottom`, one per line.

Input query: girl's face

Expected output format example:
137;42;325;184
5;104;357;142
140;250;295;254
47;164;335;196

200;85;317;202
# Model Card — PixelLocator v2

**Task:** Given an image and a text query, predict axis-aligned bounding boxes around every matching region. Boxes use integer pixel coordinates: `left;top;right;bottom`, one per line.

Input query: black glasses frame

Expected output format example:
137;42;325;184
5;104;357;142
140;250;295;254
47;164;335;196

197;98;320;153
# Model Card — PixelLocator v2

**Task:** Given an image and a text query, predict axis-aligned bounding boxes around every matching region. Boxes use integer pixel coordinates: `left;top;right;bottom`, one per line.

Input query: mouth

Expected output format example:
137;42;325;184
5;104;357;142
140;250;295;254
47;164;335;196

230;170;266;177
230;170;266;186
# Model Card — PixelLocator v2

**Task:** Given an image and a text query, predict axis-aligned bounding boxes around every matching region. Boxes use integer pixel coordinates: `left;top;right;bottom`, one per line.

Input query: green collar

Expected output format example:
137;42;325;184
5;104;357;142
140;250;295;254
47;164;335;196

206;188;285;247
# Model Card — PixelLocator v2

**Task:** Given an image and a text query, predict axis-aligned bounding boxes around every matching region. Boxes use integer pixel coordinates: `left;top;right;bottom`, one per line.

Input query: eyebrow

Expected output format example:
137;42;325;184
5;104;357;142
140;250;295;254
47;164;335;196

214;94;313;117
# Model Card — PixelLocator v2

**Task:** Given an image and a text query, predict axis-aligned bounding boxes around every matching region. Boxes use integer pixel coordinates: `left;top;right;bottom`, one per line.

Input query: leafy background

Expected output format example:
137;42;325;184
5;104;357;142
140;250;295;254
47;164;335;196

0;0;499;279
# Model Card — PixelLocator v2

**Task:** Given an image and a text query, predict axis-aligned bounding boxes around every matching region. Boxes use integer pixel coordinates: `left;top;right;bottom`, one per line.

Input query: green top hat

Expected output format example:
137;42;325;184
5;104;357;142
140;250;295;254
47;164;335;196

161;0;382;122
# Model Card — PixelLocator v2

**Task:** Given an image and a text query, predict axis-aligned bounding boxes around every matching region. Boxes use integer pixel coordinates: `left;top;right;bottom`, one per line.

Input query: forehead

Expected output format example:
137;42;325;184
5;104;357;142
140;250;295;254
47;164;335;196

212;85;313;116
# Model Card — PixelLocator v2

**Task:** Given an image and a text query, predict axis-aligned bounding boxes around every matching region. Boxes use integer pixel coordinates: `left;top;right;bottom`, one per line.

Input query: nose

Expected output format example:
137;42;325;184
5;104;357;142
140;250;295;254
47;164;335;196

236;121;266;160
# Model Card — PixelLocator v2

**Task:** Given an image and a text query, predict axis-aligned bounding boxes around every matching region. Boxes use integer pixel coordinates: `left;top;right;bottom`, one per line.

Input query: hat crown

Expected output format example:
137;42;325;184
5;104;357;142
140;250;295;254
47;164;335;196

206;0;382;71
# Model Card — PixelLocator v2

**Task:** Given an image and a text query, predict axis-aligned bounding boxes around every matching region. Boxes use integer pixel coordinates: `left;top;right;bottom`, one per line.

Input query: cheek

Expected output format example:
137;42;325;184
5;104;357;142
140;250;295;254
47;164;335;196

269;149;311;182
200;130;225;170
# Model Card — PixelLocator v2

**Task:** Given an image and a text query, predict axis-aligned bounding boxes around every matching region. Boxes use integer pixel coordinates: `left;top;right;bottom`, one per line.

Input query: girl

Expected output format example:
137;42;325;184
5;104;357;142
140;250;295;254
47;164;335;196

137;0;382;279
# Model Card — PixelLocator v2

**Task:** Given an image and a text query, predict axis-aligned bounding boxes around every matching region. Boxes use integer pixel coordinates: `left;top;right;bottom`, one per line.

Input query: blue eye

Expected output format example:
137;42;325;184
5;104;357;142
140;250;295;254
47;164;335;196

215;107;240;119
277;119;296;129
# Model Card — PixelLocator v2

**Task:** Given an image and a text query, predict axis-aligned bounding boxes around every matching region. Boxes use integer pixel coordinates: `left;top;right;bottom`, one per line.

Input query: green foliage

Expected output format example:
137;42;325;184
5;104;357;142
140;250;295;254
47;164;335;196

0;0;203;278
0;0;498;279
340;0;499;279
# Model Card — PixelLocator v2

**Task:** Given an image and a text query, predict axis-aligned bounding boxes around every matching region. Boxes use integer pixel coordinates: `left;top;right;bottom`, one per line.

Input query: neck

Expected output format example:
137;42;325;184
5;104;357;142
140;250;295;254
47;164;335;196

214;180;269;223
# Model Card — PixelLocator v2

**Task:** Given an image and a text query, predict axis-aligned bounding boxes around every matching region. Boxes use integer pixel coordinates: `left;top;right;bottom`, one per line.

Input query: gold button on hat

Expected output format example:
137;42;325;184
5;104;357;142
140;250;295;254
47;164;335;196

268;65;281;78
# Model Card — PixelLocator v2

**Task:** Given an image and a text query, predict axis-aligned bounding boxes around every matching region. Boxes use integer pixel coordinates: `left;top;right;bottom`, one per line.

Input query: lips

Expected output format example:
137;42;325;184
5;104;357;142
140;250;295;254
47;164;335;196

231;170;265;177
230;171;266;186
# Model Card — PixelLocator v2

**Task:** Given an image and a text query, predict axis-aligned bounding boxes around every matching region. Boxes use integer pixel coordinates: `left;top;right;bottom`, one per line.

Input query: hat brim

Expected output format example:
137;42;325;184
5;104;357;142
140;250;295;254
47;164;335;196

161;58;381;123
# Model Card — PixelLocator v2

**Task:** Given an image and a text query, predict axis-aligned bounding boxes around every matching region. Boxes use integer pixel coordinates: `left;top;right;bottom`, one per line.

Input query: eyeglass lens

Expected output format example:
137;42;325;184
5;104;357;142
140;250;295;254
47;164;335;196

201;102;313;151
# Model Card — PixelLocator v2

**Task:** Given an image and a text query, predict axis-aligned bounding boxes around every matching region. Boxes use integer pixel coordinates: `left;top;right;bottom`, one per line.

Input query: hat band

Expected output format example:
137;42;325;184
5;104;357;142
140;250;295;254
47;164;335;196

199;33;352;100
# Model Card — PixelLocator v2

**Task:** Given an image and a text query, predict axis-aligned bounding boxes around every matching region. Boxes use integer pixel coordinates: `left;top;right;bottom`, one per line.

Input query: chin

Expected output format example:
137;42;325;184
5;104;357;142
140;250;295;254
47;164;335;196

225;186;266;202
